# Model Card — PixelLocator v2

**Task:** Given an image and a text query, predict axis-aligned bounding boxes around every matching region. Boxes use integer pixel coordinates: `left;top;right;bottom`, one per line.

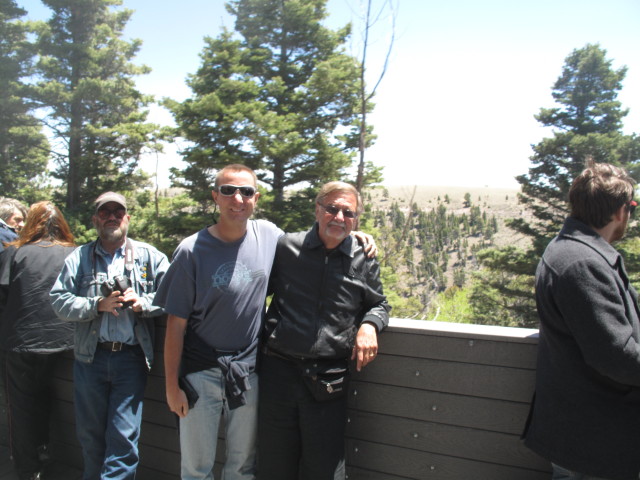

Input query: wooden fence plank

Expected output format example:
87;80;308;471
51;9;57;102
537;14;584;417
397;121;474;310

346;410;548;471
378;331;538;369
346;439;549;480
355;355;535;402
348;382;531;435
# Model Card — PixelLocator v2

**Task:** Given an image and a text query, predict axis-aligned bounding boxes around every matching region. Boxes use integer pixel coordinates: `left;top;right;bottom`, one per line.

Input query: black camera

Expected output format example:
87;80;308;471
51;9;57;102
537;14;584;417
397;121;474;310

100;275;134;308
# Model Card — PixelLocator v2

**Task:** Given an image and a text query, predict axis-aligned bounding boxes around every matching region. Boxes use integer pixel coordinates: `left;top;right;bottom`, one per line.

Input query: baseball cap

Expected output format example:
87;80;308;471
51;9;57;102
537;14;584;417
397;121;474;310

95;192;127;211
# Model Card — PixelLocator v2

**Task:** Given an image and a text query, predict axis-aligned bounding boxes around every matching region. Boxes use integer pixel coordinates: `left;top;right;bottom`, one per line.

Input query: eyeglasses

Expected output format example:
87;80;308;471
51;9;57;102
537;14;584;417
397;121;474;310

318;203;358;219
216;184;257;198
627;200;637;215
97;207;126;220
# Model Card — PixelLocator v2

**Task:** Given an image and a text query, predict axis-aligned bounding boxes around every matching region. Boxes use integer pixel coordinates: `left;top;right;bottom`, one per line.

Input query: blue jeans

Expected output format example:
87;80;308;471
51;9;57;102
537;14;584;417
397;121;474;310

179;368;258;480
74;347;147;480
552;463;617;480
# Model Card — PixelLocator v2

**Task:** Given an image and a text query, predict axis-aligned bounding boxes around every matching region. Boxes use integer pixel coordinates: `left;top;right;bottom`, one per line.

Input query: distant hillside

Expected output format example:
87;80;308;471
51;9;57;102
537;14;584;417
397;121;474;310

367;185;532;250
361;184;533;318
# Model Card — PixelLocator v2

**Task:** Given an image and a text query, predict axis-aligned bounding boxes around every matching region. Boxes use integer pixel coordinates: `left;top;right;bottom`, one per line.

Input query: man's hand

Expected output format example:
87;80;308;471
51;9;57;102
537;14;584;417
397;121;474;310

166;384;190;418
122;287;143;313
97;291;124;316
352;231;378;258
351;322;379;372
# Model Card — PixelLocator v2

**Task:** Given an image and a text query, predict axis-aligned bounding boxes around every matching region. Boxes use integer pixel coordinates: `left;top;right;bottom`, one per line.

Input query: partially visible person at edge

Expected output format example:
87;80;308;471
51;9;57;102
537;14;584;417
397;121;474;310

0;197;27;252
523;162;640;480
153;165;377;480
50;192;169;480
258;181;390;480
0;202;76;480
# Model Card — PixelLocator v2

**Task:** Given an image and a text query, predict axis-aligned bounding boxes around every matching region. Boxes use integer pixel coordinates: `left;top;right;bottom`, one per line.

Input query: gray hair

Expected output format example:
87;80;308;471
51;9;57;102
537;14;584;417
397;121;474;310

315;181;363;216
0;197;27;222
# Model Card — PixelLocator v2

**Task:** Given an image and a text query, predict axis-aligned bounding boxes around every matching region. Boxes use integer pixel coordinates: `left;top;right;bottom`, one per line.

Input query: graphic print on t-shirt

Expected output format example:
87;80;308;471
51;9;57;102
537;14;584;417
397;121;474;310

212;261;262;294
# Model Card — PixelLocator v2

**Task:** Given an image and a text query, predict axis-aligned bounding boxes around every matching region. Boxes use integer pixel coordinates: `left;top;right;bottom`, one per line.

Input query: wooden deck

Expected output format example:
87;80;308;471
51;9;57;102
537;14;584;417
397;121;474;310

1;318;550;479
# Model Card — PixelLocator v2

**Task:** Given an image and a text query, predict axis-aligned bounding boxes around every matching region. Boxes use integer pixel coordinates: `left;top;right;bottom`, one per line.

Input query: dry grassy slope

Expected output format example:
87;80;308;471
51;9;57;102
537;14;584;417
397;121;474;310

366;185;533;250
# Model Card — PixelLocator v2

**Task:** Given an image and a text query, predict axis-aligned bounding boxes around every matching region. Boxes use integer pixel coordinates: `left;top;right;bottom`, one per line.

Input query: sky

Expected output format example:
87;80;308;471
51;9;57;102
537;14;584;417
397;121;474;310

22;0;640;189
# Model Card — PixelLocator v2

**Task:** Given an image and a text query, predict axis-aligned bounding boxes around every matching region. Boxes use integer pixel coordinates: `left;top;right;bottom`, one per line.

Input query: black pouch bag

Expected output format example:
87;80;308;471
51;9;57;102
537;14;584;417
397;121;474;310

301;359;350;402
178;376;199;409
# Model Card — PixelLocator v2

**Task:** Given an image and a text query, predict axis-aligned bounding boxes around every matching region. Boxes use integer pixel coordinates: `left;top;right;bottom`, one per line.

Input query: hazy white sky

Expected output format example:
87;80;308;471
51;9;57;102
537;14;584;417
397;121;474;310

24;0;640;189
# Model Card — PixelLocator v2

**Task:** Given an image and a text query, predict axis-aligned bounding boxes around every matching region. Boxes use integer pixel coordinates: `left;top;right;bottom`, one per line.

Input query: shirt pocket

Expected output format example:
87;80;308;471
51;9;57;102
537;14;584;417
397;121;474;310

79;273;106;297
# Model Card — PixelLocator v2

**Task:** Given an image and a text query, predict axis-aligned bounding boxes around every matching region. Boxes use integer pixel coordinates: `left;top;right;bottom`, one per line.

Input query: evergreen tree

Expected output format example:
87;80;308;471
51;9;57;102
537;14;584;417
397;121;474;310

470;44;640;327
512;43;639;254
167;0;368;230
31;0;159;215
0;0;49;202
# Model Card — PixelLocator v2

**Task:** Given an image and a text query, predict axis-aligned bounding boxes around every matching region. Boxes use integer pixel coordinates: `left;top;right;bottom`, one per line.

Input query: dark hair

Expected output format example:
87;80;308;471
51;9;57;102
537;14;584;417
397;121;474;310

569;162;635;229
8;201;75;248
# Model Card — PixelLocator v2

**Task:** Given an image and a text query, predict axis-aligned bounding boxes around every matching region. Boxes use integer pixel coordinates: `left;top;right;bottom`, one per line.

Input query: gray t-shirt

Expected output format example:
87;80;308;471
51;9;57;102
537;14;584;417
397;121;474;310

154;220;282;369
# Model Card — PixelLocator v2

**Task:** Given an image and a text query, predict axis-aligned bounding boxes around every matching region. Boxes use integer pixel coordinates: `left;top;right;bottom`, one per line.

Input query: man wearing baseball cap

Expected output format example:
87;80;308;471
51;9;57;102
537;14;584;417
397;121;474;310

50;192;169;480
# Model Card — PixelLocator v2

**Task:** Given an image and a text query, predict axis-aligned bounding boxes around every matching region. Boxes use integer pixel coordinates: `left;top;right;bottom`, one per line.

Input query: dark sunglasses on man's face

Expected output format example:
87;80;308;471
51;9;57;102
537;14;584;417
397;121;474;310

318;203;358;219
97;207;126;220
627;200;637;216
216;184;257;198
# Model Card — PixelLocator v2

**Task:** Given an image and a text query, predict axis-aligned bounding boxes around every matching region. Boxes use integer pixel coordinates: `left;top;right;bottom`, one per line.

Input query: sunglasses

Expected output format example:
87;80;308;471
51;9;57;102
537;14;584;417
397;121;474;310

627;200;637;215
97;207;127;220
318;203;358;219
216;184;257;198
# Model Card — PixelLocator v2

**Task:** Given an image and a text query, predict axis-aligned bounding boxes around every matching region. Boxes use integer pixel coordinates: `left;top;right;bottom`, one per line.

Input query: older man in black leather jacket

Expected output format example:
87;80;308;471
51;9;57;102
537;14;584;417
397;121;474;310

258;181;390;480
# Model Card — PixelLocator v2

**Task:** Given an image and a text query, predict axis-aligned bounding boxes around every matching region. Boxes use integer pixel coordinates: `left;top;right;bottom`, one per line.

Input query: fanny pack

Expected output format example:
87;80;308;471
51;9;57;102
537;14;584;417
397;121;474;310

300;359;350;402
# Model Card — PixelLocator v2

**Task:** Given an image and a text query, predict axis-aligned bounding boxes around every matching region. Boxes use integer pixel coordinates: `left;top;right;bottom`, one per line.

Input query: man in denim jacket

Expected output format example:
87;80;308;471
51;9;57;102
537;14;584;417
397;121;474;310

50;192;169;480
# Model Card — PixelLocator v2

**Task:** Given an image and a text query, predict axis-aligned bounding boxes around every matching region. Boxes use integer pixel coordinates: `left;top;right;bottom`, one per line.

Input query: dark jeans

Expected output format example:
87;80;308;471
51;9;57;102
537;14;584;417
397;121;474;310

258;354;347;480
73;346;147;480
5;350;63;479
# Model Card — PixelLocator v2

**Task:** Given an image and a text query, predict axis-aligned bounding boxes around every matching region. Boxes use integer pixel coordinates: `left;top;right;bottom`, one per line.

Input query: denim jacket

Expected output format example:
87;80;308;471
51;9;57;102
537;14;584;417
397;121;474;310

50;238;169;369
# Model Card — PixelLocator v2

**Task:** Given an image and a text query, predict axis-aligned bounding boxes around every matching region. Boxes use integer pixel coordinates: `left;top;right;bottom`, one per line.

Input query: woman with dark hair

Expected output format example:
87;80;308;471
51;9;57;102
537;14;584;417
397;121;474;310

0;201;76;480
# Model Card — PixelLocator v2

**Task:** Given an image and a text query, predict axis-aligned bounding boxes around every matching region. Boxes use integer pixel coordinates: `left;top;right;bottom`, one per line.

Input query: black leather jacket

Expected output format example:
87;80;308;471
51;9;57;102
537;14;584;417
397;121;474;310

264;223;390;360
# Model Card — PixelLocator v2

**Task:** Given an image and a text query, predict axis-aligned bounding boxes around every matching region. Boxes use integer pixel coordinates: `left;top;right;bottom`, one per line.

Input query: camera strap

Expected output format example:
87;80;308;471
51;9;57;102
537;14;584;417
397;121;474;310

124;239;134;273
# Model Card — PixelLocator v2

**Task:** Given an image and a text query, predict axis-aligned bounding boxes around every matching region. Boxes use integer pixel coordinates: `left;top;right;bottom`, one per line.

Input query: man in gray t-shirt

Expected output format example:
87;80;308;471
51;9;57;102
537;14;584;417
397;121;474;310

154;164;282;480
156;221;281;376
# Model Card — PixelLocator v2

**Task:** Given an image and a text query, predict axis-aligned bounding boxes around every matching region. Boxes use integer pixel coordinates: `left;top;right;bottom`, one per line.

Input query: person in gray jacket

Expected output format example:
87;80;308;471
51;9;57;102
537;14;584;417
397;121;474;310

523;162;640;480
50;192;169;480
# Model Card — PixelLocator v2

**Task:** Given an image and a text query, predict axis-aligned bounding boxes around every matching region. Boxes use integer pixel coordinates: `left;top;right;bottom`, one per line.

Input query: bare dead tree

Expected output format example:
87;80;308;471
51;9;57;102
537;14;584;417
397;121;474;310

354;0;397;192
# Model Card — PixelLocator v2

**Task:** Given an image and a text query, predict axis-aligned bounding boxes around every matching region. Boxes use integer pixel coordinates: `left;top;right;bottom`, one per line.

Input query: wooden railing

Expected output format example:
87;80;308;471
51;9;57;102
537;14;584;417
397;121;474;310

1;318;550;479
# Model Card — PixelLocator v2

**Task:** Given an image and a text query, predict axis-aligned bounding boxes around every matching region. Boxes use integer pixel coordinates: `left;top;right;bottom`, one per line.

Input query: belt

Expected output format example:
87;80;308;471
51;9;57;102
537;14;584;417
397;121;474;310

263;346;323;364
97;341;139;352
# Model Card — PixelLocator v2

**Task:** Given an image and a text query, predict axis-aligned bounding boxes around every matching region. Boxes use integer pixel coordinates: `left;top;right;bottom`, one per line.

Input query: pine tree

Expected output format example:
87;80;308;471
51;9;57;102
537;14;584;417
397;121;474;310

470;44;640;327
167;0;367;230
512;43;639;255
0;0;49;201
31;0;159;214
